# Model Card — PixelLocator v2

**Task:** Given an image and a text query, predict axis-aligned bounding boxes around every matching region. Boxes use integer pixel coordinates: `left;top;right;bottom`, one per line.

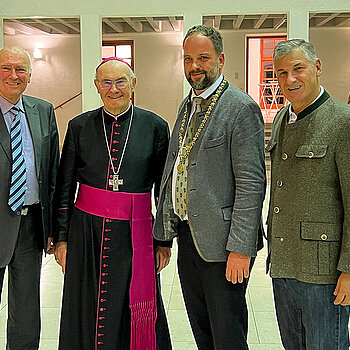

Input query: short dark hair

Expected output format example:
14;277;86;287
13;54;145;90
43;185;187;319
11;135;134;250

183;25;223;57
273;39;318;66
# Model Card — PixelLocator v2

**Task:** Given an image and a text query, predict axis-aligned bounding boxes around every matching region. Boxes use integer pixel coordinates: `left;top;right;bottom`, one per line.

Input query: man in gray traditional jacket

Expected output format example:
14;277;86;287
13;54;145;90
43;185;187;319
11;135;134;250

267;39;350;350
154;25;266;349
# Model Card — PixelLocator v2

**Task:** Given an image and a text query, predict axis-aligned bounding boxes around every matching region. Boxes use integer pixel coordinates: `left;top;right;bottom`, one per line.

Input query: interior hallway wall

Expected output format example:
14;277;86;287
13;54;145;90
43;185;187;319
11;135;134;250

128;32;184;128
310;28;350;103
221;28;350;103
4;26;350;146
4;34;82;147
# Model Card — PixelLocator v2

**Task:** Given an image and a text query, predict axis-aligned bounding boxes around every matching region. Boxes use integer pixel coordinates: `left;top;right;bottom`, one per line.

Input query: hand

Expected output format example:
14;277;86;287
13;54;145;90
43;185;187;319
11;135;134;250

226;252;251;284
156;246;171;273
46;237;54;254
334;272;350;306
54;241;67;274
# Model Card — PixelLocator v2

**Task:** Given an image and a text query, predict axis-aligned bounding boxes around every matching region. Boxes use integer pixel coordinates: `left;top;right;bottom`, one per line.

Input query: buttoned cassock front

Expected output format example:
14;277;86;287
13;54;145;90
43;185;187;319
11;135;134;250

267;94;350;284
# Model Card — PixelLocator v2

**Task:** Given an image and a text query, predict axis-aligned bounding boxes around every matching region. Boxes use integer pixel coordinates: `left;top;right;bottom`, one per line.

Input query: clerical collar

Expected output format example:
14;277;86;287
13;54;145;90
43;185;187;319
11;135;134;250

288;86;330;124
190;74;224;102
0;94;25;115
103;103;132;120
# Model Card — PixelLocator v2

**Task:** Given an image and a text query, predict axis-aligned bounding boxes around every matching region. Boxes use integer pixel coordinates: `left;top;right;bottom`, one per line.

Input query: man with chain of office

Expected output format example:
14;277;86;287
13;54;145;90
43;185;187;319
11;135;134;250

154;25;266;349
53;57;172;350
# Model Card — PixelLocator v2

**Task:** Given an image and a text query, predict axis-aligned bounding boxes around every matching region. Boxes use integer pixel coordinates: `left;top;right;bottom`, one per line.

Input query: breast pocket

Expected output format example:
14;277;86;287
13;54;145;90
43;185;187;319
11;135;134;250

203;134;225;149
295;145;328;159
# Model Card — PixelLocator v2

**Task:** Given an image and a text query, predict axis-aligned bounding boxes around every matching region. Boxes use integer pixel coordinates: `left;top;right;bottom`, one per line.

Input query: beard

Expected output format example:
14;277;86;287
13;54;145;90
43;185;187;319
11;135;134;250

186;63;219;91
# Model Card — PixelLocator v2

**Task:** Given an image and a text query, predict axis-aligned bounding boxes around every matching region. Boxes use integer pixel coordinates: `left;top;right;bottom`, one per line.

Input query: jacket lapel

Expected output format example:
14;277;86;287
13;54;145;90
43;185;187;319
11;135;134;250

23;95;41;177
266;106;288;152
0;109;11;161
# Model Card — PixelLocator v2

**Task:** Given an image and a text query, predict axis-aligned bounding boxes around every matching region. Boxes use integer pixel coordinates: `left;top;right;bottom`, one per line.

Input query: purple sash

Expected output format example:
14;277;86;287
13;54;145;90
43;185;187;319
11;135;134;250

75;183;157;350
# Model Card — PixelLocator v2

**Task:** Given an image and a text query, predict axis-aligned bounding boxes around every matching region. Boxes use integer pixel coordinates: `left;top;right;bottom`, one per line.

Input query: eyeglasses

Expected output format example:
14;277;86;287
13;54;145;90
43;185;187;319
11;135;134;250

98;79;129;90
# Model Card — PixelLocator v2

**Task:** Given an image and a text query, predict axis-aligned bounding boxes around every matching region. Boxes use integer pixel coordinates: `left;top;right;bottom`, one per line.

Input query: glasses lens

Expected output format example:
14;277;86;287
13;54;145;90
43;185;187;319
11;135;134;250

99;79;129;89
100;80;112;89
116;80;128;88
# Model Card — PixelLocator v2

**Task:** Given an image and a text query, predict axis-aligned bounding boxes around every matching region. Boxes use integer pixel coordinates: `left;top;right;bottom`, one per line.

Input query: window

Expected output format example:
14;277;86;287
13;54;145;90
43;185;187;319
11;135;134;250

102;40;134;71
102;40;134;102
260;37;286;110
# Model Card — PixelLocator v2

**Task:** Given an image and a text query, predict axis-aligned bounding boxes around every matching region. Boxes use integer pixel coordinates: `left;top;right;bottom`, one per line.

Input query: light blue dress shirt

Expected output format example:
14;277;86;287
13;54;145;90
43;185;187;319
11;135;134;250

0;95;40;205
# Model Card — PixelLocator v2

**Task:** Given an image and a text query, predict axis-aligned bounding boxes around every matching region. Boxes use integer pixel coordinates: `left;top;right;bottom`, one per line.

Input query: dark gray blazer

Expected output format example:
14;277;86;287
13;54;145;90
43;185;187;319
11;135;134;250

0;95;59;267
154;82;266;261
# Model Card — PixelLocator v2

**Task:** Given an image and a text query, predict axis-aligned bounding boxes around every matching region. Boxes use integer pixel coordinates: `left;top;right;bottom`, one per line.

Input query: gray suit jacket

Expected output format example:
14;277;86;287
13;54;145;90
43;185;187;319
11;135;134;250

154;82;266;261
0;95;59;267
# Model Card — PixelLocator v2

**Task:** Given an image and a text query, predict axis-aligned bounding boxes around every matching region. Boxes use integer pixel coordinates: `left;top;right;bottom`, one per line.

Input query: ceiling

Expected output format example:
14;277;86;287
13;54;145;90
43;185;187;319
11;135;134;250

3;12;350;35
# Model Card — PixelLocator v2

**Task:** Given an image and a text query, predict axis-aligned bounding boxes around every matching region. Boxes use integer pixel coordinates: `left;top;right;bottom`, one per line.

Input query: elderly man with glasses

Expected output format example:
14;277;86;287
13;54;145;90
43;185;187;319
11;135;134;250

53;57;172;350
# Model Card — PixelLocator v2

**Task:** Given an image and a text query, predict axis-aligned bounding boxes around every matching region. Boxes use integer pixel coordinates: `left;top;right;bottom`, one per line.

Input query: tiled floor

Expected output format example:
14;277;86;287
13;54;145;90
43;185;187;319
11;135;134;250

0;243;283;350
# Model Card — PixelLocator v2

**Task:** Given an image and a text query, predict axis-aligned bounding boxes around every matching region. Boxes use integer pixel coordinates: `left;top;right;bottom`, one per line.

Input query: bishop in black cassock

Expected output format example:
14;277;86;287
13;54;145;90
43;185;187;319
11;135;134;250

53;57;172;350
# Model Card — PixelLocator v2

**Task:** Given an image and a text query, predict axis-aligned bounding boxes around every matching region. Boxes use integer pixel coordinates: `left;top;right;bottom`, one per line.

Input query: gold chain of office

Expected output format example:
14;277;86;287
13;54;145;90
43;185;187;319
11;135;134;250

177;77;228;174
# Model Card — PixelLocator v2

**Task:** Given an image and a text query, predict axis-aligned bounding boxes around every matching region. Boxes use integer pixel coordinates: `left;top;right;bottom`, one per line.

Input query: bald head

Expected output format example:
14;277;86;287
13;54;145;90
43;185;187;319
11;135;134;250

95;58;134;81
94;59;136;116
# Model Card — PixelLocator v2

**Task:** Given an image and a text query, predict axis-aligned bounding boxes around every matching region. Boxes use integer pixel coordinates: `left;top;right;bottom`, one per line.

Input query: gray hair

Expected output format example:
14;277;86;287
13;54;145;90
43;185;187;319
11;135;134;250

184;25;223;57
273;39;318;66
0;46;32;73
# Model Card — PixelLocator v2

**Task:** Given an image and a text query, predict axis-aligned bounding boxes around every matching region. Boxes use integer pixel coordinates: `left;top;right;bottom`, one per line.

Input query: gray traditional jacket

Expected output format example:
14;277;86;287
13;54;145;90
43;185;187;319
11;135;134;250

267;92;350;284
154;81;266;261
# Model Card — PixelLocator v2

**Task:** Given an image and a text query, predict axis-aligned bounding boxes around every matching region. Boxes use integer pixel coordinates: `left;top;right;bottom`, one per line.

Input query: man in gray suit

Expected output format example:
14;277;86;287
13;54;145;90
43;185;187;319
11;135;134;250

154;25;266;349
0;47;59;349
267;39;350;349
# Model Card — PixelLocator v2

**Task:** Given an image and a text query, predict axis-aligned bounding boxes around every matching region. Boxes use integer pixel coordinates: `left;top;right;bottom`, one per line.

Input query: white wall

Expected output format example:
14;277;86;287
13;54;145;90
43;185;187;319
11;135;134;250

4;34;82;147
103;32;184;128
2;16;350;146
310;28;350;103
131;32;184;128
248;38;261;103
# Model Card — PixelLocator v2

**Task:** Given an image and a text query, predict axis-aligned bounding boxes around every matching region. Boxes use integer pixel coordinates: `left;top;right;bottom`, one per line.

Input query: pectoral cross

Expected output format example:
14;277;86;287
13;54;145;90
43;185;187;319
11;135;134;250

109;175;123;191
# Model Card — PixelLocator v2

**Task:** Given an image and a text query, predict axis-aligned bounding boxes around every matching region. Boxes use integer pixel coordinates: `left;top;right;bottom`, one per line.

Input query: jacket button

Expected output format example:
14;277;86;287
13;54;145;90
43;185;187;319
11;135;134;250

273;206;280;214
308;151;314;158
282;153;288;160
321;234;328;240
192;214;198;217
172;152;176;158
277;180;283;188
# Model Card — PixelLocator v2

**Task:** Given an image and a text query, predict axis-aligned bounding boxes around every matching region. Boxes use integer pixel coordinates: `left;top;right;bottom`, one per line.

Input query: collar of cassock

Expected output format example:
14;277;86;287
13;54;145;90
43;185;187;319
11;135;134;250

103;104;132;123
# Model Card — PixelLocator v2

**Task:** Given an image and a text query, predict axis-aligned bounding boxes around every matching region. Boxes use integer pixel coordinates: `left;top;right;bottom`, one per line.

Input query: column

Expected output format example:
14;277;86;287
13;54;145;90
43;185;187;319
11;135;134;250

80;14;102;111
0;18;4;49
288;10;309;41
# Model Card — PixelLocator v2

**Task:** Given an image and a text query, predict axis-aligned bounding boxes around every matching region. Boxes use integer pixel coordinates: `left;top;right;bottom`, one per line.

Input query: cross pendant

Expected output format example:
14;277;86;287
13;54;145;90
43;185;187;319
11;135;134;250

109;174;123;191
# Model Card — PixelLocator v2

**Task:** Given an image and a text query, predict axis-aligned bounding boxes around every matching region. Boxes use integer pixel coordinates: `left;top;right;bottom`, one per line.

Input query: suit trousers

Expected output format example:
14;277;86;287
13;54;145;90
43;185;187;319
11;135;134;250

177;220;250;350
0;205;43;350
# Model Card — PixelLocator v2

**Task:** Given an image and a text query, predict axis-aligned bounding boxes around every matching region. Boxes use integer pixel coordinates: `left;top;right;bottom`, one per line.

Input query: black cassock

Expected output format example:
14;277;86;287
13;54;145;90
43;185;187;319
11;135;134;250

54;106;172;350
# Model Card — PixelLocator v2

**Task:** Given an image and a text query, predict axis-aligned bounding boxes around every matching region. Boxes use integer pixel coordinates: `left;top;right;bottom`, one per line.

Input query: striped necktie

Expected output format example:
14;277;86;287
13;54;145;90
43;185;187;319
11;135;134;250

8;106;27;212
